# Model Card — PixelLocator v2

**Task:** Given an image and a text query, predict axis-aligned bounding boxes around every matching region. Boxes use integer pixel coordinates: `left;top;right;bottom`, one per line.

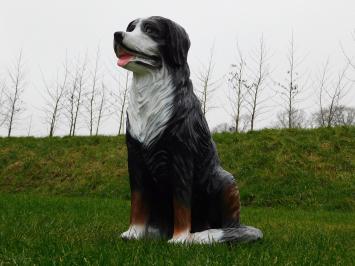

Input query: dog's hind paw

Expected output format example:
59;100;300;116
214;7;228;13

121;225;146;240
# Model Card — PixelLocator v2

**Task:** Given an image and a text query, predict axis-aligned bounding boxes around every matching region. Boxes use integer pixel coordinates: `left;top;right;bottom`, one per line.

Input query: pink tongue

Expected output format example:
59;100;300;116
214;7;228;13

117;54;134;67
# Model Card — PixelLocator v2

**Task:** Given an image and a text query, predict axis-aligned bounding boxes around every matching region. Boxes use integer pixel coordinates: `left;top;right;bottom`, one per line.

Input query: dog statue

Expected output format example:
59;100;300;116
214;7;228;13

113;16;262;244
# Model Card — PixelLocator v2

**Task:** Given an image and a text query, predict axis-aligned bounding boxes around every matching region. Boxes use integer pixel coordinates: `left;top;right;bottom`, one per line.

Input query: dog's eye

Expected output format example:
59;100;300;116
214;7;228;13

144;24;157;34
146;27;153;34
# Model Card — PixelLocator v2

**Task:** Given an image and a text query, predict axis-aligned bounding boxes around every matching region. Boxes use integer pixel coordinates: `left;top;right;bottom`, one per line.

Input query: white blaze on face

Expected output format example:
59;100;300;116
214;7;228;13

117;19;160;73
122;19;159;57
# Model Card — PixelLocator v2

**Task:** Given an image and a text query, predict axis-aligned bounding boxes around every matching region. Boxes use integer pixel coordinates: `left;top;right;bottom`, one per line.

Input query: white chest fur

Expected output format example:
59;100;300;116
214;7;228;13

127;69;174;146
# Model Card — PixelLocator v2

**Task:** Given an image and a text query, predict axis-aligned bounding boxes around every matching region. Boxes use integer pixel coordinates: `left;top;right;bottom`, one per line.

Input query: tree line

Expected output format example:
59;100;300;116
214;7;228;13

0;47;130;137
0;33;354;137
198;33;355;133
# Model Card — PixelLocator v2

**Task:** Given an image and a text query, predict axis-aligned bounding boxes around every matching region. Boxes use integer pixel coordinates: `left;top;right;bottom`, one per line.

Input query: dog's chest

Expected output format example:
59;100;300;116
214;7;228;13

127;73;174;145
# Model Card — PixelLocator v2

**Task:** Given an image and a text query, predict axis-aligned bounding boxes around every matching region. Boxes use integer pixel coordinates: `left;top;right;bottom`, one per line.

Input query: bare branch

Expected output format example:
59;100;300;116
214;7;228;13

41;57;69;137
0;80;7;127
86;46;101;136
95;81;108;135
63;53;88;136
195;44;221;116
276;32;308;128
246;35;270;131
227;41;247;132
313;59;352;127
117;71;130;135
4;50;26;137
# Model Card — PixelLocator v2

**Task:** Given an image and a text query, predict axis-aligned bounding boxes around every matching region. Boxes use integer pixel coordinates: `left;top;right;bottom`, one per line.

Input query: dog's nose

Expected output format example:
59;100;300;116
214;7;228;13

114;31;124;44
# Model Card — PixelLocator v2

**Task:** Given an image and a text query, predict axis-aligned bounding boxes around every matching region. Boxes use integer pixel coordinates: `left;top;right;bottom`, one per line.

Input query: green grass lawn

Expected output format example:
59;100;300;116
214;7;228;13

0;127;354;265
0;193;354;265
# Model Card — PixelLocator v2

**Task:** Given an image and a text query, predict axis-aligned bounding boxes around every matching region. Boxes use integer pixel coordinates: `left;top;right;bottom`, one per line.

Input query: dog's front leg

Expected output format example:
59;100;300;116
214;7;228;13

167;197;192;244
121;190;150;240
168;153;193;244
121;135;150;240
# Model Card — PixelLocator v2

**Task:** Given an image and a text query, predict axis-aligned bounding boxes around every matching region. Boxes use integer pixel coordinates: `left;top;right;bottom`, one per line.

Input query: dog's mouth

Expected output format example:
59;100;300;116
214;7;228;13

115;43;161;69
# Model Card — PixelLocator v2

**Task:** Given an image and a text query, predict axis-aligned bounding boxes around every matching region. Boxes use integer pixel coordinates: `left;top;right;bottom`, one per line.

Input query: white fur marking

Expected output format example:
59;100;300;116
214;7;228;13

168;230;191;244
190;229;224;244
127;67;174;146
168;229;224;244
122;20;158;57
121;19;174;146
121;224;146;240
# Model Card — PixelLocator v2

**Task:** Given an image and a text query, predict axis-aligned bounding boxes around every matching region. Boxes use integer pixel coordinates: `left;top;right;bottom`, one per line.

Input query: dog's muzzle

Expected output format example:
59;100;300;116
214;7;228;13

113;31;161;69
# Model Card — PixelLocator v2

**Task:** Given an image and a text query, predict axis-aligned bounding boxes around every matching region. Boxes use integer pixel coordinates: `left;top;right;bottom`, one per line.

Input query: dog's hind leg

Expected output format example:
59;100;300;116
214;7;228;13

218;170;263;243
220;181;241;227
188;169;262;244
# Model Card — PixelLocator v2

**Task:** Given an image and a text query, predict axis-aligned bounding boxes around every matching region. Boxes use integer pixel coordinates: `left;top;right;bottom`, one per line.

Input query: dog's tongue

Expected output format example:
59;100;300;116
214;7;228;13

117;53;134;67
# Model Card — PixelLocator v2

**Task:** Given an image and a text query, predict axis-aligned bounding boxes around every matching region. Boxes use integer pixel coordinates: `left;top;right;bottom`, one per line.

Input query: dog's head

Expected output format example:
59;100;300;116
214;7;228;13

114;16;190;73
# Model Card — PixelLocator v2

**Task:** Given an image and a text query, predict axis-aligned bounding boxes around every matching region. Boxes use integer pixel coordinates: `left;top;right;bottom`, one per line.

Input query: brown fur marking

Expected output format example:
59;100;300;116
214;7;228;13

172;198;191;236
222;184;241;224
130;191;149;225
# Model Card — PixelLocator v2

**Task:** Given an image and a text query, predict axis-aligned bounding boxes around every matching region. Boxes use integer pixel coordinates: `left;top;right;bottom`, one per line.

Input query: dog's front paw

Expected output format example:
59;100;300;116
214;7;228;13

121;225;146;240
168;232;191;244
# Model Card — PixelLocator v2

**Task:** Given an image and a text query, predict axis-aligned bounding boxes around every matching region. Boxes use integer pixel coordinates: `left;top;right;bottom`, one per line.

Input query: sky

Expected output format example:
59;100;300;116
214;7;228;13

0;0;354;136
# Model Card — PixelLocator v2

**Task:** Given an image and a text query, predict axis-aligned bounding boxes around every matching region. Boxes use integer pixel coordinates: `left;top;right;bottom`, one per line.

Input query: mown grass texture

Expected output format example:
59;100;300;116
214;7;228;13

0;193;354;265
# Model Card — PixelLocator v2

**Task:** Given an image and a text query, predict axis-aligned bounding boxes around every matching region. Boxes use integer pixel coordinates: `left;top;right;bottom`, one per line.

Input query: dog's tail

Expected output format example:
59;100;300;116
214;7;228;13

188;225;263;244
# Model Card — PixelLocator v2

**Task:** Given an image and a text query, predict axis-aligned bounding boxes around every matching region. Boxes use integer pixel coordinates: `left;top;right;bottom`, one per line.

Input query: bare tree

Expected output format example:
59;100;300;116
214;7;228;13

95;82;106;136
0;79;7;128
95;81;107;136
313;105;355;127
277;33;307;128
315;60;351;127
109;70;130;135
195;45;219;116
340;30;355;73
333;106;355;126
316;59;330;127
65;54;88;136
228;43;247;132
85;47;101;136
4;50;26;137
275;108;306;128
244;36;270;131
72;56;87;136
118;72;130;135
42;60;69;137
66;75;76;136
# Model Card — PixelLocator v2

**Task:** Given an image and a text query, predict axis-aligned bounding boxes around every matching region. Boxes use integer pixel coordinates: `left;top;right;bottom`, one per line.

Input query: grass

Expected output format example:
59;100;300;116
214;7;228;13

0;193;354;265
0;126;354;210
0;127;354;264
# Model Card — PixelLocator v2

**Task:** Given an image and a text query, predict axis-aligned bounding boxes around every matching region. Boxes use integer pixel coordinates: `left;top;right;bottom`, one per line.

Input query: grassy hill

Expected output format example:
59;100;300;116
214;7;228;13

0;126;354;210
1;127;354;265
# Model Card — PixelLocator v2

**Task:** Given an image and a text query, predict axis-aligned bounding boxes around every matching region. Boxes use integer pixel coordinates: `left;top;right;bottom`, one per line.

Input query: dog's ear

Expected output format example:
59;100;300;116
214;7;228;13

164;19;190;67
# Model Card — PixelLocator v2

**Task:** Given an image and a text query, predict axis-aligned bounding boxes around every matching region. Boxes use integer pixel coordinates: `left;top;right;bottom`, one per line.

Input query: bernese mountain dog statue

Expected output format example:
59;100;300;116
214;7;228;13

113;16;262;244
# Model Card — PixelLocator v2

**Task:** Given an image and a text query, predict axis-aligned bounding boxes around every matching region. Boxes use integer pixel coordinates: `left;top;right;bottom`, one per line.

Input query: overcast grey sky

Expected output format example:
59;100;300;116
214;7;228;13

0;0;354;136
